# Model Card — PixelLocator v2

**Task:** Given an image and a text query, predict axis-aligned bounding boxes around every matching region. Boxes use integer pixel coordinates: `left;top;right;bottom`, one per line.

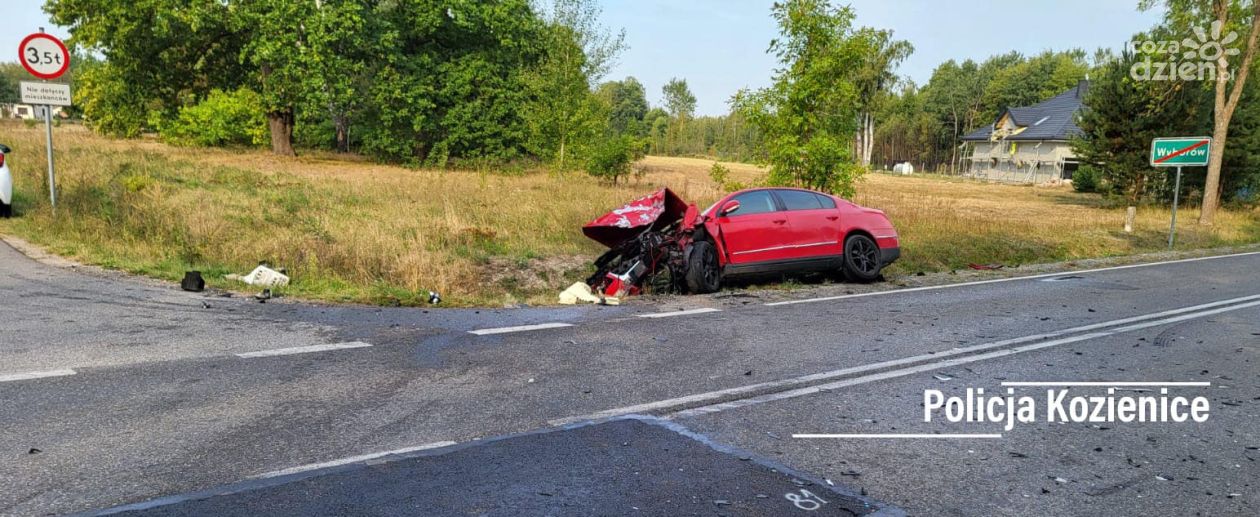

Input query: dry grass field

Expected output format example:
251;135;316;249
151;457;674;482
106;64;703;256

1;121;1257;306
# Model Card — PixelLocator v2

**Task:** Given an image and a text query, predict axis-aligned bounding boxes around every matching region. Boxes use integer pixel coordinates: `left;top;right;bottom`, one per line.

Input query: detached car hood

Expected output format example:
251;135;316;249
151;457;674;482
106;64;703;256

582;188;691;248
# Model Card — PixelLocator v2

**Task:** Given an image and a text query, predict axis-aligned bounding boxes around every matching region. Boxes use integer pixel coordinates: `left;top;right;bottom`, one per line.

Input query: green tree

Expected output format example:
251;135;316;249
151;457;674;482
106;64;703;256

852;28;912;166
47;0;243;136
661;77;697;154
1142;0;1260;224
598;76;649;136
1071;50;1200;206
733;0;867;196
522;0;625;169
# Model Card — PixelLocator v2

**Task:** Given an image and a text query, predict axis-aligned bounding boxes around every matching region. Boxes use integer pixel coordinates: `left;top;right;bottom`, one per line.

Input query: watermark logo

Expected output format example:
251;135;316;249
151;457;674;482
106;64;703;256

1130;21;1240;81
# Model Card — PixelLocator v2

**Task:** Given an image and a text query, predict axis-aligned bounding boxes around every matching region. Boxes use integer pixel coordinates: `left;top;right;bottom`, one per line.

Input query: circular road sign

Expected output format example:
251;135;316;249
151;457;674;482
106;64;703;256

19;33;71;80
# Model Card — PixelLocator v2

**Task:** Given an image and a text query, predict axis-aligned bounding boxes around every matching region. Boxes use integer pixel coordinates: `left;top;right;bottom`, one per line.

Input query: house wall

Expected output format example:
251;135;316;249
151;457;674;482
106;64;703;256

966;140;1076;184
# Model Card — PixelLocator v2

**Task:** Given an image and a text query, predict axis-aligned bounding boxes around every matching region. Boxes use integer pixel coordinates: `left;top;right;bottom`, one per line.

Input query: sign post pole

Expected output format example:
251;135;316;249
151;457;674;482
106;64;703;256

44;105;56;209
18;29;71;212
1150;137;1211;251
1169;166;1181;249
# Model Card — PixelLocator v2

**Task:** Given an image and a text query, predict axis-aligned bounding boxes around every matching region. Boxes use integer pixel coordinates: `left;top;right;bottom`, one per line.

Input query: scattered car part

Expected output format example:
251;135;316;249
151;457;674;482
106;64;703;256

181;271;205;292
227;265;290;287
1;143;13;218
428;290;442;305
255;288;272;302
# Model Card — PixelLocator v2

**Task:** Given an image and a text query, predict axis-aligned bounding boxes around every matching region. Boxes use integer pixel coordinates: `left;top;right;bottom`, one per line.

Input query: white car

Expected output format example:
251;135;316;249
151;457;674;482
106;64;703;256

1;144;11;217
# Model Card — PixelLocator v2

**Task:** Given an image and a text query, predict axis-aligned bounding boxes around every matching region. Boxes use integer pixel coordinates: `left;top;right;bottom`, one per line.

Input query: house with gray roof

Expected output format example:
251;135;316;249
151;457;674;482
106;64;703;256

961;80;1088;184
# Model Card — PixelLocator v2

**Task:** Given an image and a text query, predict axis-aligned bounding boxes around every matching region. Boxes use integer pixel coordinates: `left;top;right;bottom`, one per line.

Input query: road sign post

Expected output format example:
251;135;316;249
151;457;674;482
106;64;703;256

1151;137;1211;250
18;30;71;211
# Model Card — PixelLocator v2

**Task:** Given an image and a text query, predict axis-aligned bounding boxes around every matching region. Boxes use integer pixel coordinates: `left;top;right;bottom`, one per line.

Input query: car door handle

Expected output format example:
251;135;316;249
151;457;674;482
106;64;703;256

772;219;787;224
825;216;839;221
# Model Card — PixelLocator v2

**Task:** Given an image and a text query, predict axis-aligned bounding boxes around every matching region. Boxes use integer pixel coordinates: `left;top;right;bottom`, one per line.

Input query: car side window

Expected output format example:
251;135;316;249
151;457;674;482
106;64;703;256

814;193;837;209
776;189;823;211
726;190;778;216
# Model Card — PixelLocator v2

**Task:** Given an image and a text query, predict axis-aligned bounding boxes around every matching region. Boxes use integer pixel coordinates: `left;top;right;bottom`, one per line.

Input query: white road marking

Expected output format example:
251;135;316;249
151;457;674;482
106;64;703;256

547;294;1260;426
252;441;457;479
235;341;373;358
637;308;722;318
1001;381;1211;387
0;369;77;383
670;299;1260;419
793;434;1003;439
468;322;574;335
765;250;1260;306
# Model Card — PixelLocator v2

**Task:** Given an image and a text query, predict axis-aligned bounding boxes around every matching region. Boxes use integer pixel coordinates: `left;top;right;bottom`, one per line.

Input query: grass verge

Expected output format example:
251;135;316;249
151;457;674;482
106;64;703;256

1;121;1257;306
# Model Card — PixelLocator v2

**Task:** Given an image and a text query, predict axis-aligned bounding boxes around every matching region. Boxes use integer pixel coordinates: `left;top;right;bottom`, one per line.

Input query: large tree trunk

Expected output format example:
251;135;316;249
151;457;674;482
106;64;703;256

268;108;296;156
333;114;350;153
1200;0;1260;225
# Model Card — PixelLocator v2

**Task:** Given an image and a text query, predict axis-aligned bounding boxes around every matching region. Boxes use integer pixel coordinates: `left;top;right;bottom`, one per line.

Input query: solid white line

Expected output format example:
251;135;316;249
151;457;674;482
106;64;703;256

468;322;574;335
235;341;373;358
1001;381;1211;387
548;294;1260;426
637;308;721;318
0;369;77;383
670;299;1260;419
765;250;1260;306
793;434;1003;439
252;441;457;479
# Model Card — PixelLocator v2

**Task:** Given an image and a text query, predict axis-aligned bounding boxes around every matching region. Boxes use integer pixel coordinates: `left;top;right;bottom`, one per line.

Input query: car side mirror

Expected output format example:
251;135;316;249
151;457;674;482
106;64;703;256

720;200;741;217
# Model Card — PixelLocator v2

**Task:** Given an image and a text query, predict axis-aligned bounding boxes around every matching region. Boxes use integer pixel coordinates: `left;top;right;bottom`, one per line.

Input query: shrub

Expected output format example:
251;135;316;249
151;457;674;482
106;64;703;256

585;136;635;183
1073;165;1101;193
709;162;730;186
161;88;268;147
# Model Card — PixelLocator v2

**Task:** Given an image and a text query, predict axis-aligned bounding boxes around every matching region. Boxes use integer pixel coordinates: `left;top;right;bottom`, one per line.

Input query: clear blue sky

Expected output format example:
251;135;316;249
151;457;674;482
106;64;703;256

3;1;1163;115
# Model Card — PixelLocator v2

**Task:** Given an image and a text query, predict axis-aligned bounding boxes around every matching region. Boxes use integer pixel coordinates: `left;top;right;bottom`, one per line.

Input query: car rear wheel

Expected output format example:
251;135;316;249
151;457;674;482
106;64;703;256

842;234;882;283
685;240;721;294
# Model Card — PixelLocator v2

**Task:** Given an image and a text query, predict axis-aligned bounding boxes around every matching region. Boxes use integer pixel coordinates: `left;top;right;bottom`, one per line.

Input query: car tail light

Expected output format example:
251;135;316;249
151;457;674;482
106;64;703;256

0;154;5;167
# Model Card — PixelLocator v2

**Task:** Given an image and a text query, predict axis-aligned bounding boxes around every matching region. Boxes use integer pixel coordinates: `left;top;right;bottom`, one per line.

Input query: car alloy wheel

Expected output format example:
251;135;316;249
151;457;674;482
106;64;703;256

843;234;882;282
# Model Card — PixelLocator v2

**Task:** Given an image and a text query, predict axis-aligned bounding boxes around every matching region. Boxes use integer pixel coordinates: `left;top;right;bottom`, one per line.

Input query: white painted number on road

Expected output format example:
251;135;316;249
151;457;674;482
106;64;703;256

785;489;828;511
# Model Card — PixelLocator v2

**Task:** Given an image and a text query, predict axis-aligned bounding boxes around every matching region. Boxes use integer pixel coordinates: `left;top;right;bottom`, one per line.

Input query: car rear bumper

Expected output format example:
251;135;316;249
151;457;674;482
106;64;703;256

880;246;900;266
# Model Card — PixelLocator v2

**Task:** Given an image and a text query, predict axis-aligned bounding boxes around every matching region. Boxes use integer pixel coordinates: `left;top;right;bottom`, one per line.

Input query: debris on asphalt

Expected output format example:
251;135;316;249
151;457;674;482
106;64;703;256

255;288;272;303
933;373;953;381
180;271;205;292
28;448;41;454
968;263;1006;270
227;264;290;288
200;301;211;309
559;282;609;305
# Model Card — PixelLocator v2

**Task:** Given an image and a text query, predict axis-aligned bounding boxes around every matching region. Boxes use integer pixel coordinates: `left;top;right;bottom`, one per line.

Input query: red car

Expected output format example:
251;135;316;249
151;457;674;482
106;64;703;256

583;187;900;295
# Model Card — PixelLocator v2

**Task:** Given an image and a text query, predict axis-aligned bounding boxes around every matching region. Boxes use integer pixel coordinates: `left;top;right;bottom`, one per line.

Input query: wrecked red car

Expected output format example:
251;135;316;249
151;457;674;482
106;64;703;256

582;187;900;296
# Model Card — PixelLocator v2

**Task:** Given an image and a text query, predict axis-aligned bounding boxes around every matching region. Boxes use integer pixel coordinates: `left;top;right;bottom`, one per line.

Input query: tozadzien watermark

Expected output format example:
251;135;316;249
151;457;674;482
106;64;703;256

1129;20;1240;81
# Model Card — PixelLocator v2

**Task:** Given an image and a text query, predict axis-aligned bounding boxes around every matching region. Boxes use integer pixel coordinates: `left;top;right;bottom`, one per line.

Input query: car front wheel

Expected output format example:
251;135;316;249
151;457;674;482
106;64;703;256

0;202;11;218
842;234;882;283
685;240;721;294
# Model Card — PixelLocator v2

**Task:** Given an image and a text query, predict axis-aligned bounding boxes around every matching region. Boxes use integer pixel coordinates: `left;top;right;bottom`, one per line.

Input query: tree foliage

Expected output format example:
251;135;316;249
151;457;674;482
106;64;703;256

733;0;868;197
1071;50;1200;204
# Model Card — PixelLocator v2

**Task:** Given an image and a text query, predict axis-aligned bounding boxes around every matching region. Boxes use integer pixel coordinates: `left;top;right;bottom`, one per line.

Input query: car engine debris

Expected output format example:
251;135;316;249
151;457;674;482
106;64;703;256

561;188;703;304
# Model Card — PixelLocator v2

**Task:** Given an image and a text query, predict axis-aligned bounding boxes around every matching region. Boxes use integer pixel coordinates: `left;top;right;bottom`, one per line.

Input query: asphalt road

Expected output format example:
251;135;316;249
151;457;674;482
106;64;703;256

1;239;1258;516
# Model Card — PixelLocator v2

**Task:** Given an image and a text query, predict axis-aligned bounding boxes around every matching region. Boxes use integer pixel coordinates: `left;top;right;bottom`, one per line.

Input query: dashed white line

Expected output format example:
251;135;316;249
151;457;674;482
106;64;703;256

235;341;373;358
252;441;457;479
637;308;721;318
0;369;77;383
765;250;1260;306
468;322;574;335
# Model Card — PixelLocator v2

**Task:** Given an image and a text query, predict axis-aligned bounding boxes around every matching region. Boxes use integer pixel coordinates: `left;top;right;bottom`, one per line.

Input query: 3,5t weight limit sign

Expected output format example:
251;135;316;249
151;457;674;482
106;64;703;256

19;33;70;80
